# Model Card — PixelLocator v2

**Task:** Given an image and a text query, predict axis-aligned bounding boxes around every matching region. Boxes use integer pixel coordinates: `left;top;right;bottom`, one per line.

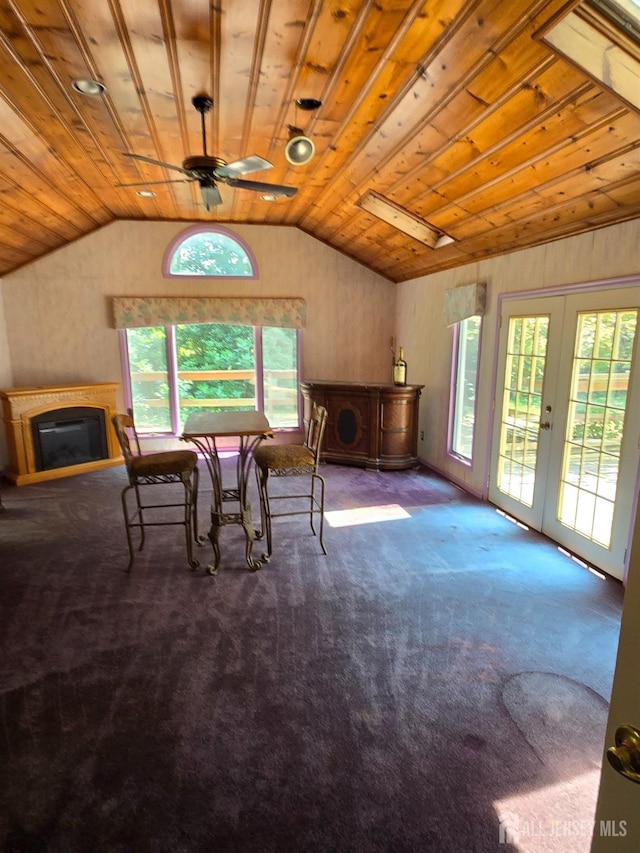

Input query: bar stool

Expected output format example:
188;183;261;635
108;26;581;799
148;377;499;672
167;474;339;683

253;403;328;560
112;411;200;571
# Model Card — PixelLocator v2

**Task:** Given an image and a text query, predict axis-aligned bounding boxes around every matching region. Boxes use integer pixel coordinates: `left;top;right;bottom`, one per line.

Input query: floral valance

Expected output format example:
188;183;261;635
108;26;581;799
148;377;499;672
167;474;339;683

112;297;306;330
444;282;487;327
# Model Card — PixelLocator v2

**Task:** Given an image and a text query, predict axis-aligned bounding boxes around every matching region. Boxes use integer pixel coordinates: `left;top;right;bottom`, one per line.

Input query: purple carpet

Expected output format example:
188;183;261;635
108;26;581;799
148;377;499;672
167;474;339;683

0;461;623;852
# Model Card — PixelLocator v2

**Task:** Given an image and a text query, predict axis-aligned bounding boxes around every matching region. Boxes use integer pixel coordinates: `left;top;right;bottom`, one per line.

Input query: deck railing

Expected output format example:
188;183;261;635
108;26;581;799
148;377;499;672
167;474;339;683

131;368;299;429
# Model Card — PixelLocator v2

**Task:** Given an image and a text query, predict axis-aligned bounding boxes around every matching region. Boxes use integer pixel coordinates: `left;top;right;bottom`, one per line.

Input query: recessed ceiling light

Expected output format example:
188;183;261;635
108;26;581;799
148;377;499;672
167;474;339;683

136;190;156;198
71;78;106;96
295;98;322;111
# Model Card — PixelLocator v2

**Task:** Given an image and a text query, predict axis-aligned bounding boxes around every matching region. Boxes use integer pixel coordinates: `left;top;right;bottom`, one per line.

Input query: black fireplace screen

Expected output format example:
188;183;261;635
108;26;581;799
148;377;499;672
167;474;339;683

31;406;109;472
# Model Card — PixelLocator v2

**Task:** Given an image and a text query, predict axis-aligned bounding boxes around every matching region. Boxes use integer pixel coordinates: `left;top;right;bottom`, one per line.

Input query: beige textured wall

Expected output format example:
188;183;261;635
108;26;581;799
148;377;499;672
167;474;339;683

1;220;395;406
396;219;640;497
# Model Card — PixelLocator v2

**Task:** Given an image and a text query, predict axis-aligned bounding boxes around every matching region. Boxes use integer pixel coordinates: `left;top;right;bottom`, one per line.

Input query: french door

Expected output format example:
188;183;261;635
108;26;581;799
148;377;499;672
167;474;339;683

489;287;640;580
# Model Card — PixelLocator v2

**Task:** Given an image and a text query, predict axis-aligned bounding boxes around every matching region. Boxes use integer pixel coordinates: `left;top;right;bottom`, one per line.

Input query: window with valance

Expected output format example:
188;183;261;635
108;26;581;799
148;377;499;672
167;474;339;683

114;298;306;434
112;297;306;330
445;283;486;463
443;282;486;327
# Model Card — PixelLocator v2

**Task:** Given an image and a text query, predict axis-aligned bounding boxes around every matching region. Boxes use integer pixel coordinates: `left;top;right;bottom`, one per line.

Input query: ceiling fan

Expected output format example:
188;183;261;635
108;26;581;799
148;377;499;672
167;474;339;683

120;95;298;210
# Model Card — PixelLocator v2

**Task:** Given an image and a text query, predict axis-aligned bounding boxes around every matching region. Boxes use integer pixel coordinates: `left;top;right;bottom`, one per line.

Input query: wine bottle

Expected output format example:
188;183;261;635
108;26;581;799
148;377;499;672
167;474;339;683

393;347;407;386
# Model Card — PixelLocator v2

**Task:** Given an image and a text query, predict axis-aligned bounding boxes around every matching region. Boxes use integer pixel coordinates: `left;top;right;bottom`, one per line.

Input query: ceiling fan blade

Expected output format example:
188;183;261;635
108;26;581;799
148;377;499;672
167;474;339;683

200;183;223;210
215;155;273;179
123;152;190;176
225;178;298;197
116;179;193;187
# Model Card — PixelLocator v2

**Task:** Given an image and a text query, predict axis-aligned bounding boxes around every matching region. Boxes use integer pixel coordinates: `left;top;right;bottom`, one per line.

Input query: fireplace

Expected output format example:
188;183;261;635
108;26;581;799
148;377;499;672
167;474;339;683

0;383;122;485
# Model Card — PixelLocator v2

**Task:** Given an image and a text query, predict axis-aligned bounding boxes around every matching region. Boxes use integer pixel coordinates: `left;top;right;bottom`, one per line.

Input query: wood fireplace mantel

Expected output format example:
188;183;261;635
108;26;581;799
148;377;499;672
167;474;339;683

0;382;123;485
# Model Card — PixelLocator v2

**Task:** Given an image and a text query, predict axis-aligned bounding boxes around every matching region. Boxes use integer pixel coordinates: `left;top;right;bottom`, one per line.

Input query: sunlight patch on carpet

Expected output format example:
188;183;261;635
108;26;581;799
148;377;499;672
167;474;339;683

324;503;410;527
493;769;603;852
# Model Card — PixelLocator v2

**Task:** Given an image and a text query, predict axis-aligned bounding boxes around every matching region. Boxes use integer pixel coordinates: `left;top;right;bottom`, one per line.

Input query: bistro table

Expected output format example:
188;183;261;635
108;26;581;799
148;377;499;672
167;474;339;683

182;410;273;574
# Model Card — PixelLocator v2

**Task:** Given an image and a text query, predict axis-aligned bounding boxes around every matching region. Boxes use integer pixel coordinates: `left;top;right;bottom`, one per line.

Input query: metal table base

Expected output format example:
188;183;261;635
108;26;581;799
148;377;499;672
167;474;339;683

183;411;272;574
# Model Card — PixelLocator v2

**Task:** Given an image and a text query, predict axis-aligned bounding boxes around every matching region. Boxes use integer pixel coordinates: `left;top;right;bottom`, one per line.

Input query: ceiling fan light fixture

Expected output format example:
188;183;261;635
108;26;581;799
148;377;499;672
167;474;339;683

71;78;106;96
199;180;223;211
285;126;315;165
121;94;297;202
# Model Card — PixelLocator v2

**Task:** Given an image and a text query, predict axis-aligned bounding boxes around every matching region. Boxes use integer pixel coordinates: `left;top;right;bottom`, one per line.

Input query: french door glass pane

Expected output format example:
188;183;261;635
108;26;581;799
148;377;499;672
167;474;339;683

262;326;299;428
496;316;549;506
557;309;638;547
175;323;256;428
127;326;172;432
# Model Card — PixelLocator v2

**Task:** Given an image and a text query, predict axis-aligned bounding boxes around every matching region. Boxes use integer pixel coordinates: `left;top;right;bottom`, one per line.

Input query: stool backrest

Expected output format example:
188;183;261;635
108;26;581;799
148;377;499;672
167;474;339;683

112;411;142;467
304;404;328;466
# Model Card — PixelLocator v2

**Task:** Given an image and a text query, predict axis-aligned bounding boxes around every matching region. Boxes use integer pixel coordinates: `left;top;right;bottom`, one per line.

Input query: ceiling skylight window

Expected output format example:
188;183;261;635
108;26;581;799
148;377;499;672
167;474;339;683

540;0;640;112
358;190;454;249
593;0;640;37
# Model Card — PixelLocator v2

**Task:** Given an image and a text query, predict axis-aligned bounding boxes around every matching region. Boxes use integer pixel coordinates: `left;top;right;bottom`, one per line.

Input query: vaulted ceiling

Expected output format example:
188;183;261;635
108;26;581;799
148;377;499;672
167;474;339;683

1;0;640;283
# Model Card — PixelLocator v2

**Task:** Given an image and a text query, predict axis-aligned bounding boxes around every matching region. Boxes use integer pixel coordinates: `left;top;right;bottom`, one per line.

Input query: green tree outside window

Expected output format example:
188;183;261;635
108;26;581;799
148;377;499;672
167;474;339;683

168;229;255;276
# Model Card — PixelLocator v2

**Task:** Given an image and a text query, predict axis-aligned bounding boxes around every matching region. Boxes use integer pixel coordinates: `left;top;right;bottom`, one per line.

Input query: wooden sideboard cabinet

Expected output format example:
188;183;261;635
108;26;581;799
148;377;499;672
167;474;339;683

300;380;424;471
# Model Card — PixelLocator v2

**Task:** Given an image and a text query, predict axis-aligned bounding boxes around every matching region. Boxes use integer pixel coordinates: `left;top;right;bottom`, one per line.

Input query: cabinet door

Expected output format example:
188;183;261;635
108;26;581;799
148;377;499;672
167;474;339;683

380;394;417;465
325;391;372;463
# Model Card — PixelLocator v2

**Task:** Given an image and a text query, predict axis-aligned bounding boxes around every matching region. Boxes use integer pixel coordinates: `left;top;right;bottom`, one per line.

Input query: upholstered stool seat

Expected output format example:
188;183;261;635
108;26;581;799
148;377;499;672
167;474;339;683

254;404;328;560
129;450;199;479
112;412;200;572
253;444;315;471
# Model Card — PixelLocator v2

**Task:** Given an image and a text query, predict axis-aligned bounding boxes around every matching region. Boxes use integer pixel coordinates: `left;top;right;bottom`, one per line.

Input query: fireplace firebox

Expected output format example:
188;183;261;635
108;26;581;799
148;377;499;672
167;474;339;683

31;407;109;472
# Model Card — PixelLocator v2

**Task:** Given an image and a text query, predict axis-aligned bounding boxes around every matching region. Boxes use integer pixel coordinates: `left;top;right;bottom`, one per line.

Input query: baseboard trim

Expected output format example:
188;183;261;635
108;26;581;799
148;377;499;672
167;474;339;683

416;456;485;501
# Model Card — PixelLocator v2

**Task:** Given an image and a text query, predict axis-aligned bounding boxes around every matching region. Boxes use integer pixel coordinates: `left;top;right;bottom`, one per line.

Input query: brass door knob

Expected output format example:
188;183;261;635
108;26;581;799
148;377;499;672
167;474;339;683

606;725;640;784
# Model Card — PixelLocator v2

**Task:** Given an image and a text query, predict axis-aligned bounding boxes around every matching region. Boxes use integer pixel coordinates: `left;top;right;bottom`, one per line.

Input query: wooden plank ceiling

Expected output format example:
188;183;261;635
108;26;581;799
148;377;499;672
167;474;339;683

1;0;640;283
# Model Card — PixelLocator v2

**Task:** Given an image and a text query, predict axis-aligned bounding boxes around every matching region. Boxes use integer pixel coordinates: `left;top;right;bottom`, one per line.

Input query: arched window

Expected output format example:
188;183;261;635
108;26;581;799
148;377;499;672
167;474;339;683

163;225;257;278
